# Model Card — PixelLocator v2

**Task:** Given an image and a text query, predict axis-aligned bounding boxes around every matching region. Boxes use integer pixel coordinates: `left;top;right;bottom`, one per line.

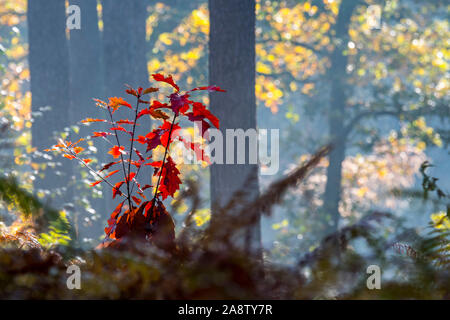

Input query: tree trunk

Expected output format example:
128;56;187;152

102;0;148;95
68;0;106;234
69;0;103;118
209;0;261;254
322;0;359;233
28;0;72;206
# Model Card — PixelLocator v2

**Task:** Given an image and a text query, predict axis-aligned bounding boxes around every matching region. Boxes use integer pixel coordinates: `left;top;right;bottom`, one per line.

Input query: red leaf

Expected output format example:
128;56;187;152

188;85;226;93
105;201;125;237
145;160;163;167
92;131;112;138
125;172;136;182
132;196;142;205
99;160;120;172
192;102;219;129
113;181;124;199
169;93;190;114
137;108;152;119
152;73;180;92
90;180;102;187
137;129;163;152
155;156;181;200
180;138;211;164
151;100;170;110
104;169;120;179
110;126;132;135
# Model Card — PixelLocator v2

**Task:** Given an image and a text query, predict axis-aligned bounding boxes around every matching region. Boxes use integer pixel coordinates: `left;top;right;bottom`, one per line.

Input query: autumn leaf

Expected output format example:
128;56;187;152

154;156;181;200
92;131;112;138
151;100;170;110
116;119;136;125
125;172;136;183
145;160;163;167
81;118;107;124
90;180;102;187
152;73;180;92
132;196;142;205
110;126;132;135
108;145;125;158
137;129;163;152
188;85;226;93
143;87;159;95
105;201;125;237
73;146;84;154
169;93;190;114
151;109;170;120
113;181;125;199
104;169;120;179
99;160;120;172
108;97;133;113
180;138;211;164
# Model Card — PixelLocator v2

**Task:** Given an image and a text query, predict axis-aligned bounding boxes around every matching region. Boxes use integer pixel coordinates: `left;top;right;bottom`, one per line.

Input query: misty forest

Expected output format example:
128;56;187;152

0;0;449;300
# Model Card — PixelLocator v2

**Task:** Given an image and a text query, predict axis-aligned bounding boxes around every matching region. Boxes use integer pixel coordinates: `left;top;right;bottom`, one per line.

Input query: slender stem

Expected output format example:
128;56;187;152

107;106;132;209
65;147;128;200
126;96;141;205
129;158;143;194
149;112;178;210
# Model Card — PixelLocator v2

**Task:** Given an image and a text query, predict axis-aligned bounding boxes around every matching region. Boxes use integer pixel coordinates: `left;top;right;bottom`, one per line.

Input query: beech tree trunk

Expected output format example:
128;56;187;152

102;0;148;95
209;0;261;254
68;0;106;229
28;0;72;206
322;0;360;233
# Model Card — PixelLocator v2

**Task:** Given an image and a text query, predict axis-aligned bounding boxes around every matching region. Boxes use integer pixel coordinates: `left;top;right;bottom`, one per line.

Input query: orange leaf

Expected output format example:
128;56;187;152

81;118;107;123
90;180;102;187
108;146;125;159
73;146;84;154
104;169;120;179
109;97;132;112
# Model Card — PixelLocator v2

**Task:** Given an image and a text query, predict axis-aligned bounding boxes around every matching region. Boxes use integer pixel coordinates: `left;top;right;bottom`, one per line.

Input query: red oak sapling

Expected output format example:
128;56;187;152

45;74;225;249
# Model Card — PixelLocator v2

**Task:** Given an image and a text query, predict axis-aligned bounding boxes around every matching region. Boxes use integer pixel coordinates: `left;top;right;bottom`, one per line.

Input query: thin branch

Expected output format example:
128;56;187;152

148;112;178;213
107;106;132;209
64;146;127;200
126;95;142;205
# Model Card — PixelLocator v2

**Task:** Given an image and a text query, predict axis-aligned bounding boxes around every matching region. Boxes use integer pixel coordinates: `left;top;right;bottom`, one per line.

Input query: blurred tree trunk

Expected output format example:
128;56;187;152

102;0;148;95
69;0;103;120
28;0;72;206
322;0;360;233
102;0;149;209
209;0;261;255
68;0;106;231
